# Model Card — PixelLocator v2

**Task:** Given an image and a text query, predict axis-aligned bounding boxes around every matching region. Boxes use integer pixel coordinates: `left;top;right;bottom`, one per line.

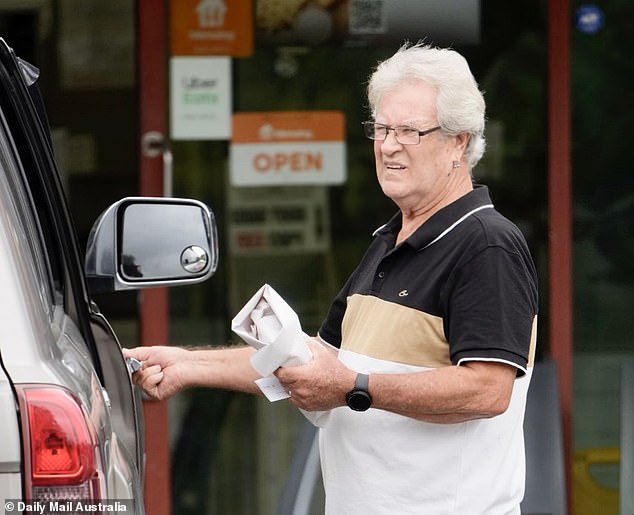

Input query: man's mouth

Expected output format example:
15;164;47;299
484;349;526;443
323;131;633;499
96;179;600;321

385;162;406;171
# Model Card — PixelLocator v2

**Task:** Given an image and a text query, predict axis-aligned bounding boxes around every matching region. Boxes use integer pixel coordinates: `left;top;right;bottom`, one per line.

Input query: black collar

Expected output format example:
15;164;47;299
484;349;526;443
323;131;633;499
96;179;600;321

373;185;495;250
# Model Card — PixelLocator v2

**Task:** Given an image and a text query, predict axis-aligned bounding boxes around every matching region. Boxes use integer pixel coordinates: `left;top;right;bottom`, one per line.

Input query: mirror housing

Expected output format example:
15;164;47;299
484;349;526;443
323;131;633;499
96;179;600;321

85;197;218;294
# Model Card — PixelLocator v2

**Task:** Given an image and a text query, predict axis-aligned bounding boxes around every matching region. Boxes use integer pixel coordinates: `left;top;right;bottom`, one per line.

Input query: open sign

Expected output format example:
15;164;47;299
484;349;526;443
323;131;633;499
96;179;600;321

230;111;346;186
253;151;323;173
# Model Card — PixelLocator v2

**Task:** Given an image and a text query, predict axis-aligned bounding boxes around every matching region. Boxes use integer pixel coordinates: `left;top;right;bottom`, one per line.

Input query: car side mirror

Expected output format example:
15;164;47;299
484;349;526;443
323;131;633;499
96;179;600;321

85;197;218;294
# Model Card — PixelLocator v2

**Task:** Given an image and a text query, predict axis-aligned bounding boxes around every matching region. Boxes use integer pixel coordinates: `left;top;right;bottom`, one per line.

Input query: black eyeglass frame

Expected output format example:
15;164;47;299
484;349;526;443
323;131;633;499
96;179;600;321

361;122;442;144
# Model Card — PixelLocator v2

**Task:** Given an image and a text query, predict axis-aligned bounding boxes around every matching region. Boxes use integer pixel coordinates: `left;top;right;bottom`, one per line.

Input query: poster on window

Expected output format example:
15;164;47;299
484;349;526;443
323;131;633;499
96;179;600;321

255;0;479;46
229;111;346;187
170;0;254;56
170;56;232;140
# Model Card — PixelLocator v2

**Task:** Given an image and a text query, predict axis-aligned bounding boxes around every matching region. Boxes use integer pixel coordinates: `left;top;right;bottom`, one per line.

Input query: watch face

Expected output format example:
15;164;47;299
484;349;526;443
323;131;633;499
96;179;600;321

347;390;372;412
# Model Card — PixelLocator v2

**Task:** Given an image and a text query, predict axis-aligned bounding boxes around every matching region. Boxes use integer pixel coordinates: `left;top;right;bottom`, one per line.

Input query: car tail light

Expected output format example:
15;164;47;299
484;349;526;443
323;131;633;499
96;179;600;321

16;385;104;501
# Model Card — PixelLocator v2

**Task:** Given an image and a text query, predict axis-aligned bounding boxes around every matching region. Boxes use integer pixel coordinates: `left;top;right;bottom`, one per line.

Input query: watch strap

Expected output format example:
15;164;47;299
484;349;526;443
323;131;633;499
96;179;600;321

345;373;372;411
355;373;369;392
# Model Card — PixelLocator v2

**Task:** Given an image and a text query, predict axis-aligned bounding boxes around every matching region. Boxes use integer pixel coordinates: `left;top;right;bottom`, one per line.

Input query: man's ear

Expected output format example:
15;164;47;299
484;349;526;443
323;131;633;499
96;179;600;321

455;132;470;158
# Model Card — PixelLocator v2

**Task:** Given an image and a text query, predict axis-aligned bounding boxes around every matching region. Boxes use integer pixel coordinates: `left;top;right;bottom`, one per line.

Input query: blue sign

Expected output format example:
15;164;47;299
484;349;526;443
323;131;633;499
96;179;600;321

575;4;605;34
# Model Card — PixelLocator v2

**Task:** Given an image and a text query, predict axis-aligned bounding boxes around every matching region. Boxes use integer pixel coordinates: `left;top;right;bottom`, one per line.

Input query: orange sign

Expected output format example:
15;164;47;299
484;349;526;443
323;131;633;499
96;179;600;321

170;0;253;57
230;111;346;186
232;111;345;143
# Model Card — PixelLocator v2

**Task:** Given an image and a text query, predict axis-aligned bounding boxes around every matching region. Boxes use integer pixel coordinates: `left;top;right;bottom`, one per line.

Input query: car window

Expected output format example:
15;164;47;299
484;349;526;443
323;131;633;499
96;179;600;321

0;108;57;318
0;50;103;375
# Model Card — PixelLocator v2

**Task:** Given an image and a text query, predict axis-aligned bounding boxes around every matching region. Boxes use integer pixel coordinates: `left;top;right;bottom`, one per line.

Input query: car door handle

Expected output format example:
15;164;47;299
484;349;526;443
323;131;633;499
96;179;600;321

126;357;142;375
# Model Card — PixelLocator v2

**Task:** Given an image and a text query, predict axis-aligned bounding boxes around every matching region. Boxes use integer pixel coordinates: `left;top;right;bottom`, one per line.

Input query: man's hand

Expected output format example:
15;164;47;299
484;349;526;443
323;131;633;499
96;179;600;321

123;346;191;401
275;338;355;411
124;344;261;399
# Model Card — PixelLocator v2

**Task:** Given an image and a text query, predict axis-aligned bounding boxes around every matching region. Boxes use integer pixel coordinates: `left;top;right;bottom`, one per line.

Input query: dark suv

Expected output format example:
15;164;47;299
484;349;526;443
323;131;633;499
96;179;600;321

0;38;217;513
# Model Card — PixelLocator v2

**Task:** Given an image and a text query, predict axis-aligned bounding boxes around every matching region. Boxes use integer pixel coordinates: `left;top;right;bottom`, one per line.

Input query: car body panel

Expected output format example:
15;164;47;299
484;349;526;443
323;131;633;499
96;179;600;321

0;366;21;475
0;37;216;513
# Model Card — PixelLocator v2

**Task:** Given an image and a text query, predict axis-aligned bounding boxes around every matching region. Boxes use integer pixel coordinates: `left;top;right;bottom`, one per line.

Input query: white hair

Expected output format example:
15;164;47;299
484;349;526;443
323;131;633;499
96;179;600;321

367;42;486;169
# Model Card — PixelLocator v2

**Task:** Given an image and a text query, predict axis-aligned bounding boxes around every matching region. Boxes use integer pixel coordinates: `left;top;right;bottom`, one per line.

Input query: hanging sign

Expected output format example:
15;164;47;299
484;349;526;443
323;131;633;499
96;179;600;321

170;0;253;56
256;0;479;46
230;111;346;186
170;56;232;140
227;186;331;254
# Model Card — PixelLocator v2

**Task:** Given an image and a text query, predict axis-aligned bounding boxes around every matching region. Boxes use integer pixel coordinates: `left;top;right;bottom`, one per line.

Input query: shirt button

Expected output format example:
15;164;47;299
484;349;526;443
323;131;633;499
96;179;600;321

378;271;385;278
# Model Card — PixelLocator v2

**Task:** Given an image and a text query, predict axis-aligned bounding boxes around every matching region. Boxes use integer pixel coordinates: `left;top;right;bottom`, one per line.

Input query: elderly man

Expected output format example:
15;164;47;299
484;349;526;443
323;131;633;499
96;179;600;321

127;43;538;515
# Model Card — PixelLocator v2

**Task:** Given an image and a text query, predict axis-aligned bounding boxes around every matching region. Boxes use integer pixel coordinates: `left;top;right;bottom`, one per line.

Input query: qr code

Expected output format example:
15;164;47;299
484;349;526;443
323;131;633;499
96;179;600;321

348;0;387;34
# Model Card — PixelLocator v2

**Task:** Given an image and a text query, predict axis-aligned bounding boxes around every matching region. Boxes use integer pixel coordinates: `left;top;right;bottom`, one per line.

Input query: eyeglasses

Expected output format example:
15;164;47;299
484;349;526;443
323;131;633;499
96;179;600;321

362;122;441;145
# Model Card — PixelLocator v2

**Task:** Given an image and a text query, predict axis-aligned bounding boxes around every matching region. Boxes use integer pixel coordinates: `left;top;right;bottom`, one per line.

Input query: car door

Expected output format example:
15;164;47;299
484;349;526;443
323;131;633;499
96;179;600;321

0;37;145;501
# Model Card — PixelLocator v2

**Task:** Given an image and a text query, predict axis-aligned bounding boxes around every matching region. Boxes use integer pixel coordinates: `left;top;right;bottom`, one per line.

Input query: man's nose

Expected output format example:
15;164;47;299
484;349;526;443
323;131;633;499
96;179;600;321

381;128;403;149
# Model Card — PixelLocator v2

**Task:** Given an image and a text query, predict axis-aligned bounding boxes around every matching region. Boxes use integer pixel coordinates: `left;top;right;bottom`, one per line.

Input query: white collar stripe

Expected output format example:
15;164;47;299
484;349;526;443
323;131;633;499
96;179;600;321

422;204;494;250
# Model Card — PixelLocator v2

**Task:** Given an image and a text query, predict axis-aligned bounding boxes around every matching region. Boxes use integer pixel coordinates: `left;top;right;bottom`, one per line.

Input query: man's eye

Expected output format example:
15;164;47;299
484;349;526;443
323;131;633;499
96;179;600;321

399;127;417;135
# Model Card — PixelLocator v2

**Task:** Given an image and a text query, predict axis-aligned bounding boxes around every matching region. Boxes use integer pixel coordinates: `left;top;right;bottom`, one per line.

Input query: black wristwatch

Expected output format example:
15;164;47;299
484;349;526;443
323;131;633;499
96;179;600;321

346;373;372;412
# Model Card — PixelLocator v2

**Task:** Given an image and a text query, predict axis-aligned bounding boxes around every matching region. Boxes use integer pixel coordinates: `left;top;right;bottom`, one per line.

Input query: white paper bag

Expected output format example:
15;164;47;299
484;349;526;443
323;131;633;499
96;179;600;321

231;284;312;378
231;284;330;427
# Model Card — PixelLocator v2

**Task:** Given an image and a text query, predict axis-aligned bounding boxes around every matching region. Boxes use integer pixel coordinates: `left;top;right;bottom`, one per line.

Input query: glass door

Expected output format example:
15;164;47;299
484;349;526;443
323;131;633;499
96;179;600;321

571;2;634;514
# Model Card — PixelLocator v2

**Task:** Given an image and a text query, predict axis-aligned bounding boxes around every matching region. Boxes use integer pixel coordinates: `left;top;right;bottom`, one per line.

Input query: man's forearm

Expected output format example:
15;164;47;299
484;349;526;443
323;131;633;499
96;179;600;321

369;361;517;423
188;345;262;394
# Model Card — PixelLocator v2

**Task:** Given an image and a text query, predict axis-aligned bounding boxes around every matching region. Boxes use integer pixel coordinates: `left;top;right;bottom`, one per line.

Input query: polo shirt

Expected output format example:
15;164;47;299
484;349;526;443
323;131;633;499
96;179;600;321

317;185;538;515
